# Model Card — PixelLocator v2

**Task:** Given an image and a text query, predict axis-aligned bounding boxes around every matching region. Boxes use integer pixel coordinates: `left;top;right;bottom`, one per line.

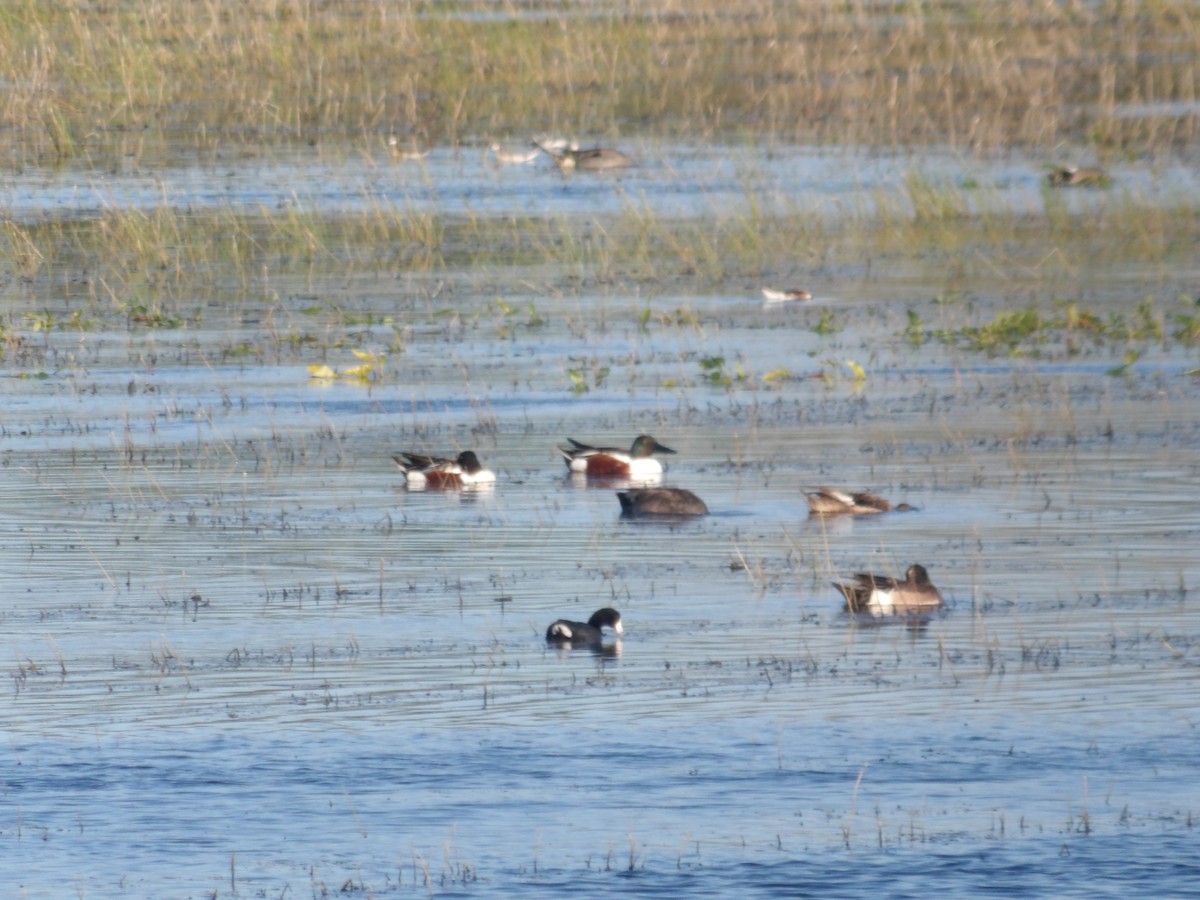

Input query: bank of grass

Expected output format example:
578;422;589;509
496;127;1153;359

3;193;1198;359
2;0;1196;165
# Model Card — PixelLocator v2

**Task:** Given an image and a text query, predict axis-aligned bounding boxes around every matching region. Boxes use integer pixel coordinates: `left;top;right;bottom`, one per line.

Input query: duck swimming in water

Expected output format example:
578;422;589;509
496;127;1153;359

761;287;813;303
545;608;624;646
833;564;944;617
392;451;495;489
805;487;915;516
533;138;634;172
557;435;676;480
1047;165;1109;187
617;487;708;517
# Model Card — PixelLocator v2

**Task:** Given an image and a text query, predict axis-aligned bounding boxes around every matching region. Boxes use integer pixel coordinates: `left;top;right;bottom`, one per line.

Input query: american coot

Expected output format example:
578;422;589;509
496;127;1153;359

833;564;944;616
556;435;675;480
805;487;915;516
617;487;708;518
545;608;624;646
392;451;495;489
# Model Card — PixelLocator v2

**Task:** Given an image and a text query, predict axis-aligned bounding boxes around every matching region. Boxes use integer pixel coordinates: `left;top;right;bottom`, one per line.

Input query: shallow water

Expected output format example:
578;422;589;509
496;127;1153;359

2;140;1199;897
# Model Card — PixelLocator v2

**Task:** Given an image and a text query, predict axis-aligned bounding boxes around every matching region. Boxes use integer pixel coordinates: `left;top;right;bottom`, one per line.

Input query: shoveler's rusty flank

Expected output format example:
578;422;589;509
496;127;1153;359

392;451;495;490
617;487;708;518
805;487;915;516
557;435;676;480
545;607;624;646
834;564;944;617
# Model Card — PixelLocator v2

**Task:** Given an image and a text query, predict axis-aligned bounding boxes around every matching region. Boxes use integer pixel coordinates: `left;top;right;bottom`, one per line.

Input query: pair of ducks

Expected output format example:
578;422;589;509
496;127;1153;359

544;562;941;651
490;137;634;171
394;434;708;517
806;488;942;616
543;561;942;651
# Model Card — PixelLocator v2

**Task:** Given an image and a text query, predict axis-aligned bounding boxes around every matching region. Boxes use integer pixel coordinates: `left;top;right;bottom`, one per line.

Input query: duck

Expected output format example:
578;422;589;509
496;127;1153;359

392;451;495;489
833;564;944;616
761;287;813;303
533;138;634;172
545;607;624;646
1047;165;1109;187
805;487;915;516
617;487;708;517
387;136;431;161
532;134;580;153
556;435;676;479
489;142;540;165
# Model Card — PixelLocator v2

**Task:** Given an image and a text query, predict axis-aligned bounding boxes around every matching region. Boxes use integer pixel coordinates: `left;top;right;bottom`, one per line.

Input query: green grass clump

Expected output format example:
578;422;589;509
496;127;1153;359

927;297;1196;359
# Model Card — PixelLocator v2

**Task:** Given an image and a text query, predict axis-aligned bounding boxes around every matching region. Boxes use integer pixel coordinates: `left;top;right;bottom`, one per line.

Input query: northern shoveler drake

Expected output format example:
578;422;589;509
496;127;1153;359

392;451;495;489
833;564;944;616
533;138;634;171
1047;165;1109;187
805;487;915;516
545;607;624;646
489;142;540;165
557;435;676;479
617;487;708;517
761;287;813;303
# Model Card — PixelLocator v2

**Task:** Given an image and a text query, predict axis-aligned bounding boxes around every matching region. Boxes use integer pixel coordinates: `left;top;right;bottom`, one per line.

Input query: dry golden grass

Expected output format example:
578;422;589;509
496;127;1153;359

1;0;1196;164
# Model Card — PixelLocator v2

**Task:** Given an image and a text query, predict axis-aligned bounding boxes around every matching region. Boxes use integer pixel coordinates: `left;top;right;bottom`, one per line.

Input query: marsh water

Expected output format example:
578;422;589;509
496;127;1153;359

2;141;1199;897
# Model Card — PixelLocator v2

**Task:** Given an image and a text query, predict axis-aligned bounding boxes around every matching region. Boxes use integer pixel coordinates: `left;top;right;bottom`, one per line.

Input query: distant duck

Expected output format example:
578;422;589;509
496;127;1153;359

545;607;624;646
533;135;580;153
833;564;944;616
761;287;813;303
1047;165;1109;187
533;138;634;172
805;487;915;516
392;451;495;489
489;142;540;165
388;136;431;161
617;487;708;517
557;435;676;479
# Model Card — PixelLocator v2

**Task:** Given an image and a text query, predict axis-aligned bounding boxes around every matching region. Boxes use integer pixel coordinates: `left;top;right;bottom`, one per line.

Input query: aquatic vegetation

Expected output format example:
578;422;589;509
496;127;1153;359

905;310;927;346
307;349;387;384
813;310;840;336
566;356;610;394
1172;311;1200;345
1107;350;1142;377
949;308;1045;354
923;294;1199;360
699;356;745;387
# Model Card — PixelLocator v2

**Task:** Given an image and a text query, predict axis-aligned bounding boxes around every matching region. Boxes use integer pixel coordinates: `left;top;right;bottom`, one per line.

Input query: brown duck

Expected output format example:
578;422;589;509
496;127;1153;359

834;564;944;616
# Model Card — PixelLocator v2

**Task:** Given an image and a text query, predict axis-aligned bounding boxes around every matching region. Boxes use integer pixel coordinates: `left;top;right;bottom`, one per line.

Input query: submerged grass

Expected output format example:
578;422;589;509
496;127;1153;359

3;194;1199;335
1;0;1197;165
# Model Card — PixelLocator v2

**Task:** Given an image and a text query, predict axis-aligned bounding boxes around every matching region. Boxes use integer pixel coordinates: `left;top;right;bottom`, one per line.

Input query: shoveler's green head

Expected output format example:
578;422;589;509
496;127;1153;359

630;435;675;458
